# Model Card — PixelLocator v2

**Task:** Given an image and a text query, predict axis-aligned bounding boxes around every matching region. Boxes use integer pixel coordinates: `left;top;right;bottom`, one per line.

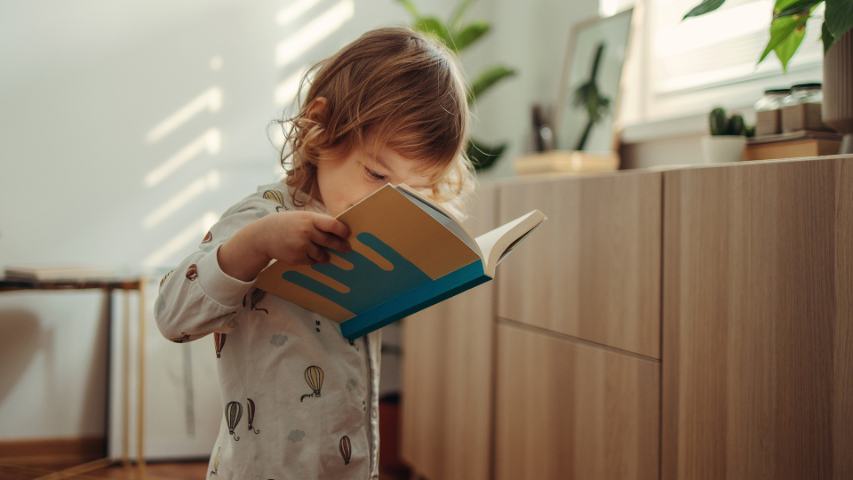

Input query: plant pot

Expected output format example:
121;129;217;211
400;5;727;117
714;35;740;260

823;29;853;154
700;135;746;164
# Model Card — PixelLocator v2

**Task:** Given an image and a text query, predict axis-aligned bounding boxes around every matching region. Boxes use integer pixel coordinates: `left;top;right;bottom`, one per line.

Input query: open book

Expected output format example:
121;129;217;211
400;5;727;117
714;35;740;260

255;183;546;340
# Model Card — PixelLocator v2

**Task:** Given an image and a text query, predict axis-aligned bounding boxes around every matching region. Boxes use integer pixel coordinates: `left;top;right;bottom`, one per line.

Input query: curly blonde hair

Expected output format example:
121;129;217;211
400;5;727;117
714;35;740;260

277;27;476;219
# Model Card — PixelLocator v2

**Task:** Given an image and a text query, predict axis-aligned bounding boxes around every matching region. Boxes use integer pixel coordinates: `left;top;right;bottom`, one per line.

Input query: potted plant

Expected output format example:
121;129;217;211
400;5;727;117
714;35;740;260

701;107;755;163
395;0;517;170
684;0;853;152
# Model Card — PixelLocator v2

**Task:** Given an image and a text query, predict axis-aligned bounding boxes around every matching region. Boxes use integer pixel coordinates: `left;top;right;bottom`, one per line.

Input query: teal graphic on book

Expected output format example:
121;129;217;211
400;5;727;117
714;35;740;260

255;184;546;340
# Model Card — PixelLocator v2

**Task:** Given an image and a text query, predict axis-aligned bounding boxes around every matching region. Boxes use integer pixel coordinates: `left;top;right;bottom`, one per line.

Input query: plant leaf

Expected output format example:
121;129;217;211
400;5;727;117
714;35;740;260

466;138;507;170
758;13;808;67
413;17;456;50
774;0;821;17
448;0;475;30
395;0;420;18
453;22;490;51
825;0;853;40
822;21;836;53
774;0;808;15
773;17;808;71
468;66;517;104
682;0;726;20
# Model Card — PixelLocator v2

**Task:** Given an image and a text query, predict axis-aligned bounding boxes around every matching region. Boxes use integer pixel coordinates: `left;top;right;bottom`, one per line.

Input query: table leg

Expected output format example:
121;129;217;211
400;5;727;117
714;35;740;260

137;279;147;474
122;288;131;465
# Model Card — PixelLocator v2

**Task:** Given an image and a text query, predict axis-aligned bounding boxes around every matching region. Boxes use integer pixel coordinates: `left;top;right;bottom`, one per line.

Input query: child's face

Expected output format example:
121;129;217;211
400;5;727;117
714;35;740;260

315;140;434;217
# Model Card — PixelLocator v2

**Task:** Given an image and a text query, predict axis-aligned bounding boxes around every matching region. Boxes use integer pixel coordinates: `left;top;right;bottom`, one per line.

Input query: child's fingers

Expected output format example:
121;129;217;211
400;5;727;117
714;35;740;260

310;229;351;253
312;214;350;239
306;242;329;264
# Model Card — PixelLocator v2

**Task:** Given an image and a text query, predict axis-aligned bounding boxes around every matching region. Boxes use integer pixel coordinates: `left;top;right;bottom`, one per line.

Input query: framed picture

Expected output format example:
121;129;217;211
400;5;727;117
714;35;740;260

554;9;634;155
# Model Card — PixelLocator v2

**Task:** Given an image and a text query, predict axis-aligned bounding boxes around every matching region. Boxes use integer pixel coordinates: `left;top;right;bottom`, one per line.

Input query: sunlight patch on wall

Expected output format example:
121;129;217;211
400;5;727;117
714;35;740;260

143;211;219;268
274;67;310;107
144;129;221;187
209;56;224;71
277;0;323;27
143;170;221;229
275;0;354;68
145;86;223;144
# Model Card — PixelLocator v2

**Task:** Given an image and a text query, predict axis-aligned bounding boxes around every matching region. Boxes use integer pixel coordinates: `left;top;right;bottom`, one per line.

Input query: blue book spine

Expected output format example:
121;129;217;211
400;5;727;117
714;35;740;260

339;260;490;340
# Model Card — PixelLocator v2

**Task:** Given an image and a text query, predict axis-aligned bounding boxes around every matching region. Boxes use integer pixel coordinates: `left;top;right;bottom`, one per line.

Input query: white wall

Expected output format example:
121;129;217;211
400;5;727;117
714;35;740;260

0;0;596;440
474;0;600;180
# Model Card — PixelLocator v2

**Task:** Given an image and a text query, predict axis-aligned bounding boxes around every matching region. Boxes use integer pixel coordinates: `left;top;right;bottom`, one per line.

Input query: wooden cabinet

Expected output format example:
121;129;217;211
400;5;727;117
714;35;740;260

401;155;853;480
662;157;853;479
495;323;659;480
496;172;662;358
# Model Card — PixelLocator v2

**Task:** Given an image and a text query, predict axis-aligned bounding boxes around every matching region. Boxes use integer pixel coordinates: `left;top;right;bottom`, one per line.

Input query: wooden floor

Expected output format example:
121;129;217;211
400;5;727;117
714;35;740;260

0;458;410;480
0;459;208;480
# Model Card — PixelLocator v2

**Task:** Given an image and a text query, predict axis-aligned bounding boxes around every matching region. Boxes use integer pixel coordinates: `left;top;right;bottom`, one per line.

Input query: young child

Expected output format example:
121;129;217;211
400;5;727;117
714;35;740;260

154;27;476;479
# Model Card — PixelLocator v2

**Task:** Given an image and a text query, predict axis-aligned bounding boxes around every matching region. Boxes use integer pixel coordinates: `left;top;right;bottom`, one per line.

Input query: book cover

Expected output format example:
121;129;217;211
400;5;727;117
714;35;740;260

255;183;545;340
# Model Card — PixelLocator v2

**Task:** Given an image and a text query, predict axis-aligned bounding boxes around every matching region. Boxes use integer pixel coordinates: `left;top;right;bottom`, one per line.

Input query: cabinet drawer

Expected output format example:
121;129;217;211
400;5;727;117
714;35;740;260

495;322;660;480
496;172;662;358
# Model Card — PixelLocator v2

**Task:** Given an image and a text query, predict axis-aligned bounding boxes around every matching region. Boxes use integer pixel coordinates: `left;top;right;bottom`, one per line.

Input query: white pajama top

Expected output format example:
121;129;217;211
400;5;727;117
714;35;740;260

154;181;382;480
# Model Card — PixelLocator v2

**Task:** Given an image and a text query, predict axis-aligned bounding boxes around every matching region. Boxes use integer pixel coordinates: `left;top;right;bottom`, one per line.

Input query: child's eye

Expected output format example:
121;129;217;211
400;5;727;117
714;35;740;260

364;166;387;181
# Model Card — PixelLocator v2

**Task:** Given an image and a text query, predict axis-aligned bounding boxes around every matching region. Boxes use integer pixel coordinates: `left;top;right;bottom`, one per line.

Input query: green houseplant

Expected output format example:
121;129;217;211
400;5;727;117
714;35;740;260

395;0;517;170
701;107;755;163
708;107;755;137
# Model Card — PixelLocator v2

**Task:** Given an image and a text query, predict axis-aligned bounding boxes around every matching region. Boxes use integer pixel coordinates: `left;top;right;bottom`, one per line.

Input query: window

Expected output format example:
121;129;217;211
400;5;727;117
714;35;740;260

610;0;825;128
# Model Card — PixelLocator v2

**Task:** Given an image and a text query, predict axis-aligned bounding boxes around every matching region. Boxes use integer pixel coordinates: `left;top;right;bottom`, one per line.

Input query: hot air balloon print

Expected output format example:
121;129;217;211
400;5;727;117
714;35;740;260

339;435;352;465
172;332;191;343
262;189;285;206
186;263;198;281
263;189;290;212
202;230;213;244
214;332;227;358
246;398;260;434
159;269;174;288
225;401;242;441
242;288;269;314
300;365;324;402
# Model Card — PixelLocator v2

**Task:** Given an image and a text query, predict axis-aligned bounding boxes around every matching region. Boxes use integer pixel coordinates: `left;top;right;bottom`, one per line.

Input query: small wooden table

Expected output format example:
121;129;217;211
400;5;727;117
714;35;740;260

0;276;148;478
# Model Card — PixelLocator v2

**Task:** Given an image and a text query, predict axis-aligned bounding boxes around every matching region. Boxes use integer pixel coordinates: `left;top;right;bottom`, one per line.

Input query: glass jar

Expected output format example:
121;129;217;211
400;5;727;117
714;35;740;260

781;82;823;106
755;88;790;111
754;88;790;136
781;82;829;132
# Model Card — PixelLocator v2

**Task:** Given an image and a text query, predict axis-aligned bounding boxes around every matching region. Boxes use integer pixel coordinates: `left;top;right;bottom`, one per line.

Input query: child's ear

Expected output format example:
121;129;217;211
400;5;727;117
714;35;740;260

306;96;328;121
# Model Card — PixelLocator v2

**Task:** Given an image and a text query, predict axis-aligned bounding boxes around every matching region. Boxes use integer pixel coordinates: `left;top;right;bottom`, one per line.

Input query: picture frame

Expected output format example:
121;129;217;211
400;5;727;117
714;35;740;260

554;8;635;156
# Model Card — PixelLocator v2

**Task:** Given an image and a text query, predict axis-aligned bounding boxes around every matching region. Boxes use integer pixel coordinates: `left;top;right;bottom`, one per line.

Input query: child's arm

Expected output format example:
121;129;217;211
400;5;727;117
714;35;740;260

153;192;350;343
153;193;271;343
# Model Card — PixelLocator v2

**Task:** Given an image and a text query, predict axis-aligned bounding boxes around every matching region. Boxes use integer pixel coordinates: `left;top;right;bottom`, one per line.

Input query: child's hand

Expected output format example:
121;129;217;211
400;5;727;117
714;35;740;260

256;211;351;265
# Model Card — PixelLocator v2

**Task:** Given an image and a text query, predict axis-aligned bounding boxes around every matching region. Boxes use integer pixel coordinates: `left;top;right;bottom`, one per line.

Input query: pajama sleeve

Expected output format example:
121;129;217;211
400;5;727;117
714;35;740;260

154;192;276;343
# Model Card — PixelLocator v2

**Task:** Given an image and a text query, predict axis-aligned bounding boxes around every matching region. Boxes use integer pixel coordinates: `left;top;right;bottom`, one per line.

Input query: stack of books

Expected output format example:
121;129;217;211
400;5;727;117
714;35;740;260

3;265;116;281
